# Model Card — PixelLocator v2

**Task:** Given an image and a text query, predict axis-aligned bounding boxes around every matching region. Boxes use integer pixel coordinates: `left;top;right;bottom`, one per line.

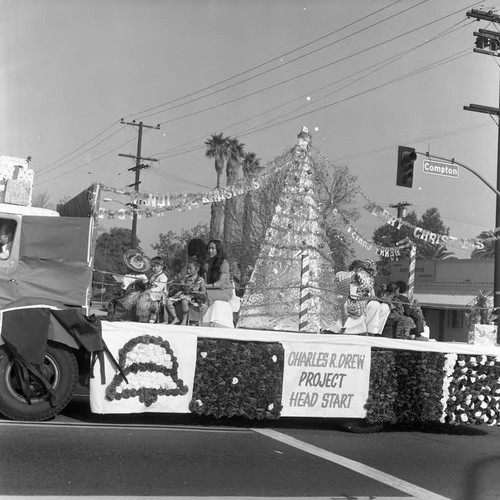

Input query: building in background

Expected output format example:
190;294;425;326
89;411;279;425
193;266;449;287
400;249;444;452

386;259;493;342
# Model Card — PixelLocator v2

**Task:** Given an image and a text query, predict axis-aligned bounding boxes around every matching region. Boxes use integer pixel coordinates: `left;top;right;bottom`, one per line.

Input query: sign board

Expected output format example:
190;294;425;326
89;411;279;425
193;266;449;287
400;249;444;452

422;159;459;179
281;342;371;418
0;156;34;206
391;260;436;282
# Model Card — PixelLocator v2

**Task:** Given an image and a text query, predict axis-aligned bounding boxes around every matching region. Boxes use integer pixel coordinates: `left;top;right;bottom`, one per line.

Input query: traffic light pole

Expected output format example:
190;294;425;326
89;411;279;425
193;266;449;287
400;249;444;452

464;8;500;341
417;152;500;197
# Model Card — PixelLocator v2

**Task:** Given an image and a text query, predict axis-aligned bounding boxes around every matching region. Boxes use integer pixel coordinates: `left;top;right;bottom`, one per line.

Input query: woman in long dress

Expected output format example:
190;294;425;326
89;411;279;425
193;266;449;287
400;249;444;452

204;239;233;305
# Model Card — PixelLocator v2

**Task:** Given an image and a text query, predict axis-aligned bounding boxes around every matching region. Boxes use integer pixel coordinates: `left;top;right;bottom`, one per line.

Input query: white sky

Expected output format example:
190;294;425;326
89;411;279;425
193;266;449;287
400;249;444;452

1;0;499;260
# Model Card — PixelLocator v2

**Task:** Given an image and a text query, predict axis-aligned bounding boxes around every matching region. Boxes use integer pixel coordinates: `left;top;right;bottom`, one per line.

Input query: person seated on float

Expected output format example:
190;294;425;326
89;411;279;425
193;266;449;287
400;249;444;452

335;259;364;326
204;239;233;305
165;257;207;325
343;258;390;336
392;280;427;340
140;256;169;323
0;219;16;260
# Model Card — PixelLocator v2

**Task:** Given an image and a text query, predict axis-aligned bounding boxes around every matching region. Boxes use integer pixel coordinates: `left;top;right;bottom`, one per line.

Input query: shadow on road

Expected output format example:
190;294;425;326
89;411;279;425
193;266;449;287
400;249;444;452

32;392;486;437
459;455;500;500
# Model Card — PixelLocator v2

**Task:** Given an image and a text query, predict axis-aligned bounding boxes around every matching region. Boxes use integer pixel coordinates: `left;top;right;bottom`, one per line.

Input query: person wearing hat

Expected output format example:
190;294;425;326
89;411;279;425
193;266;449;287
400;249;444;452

343;258;390;335
335;259;364;326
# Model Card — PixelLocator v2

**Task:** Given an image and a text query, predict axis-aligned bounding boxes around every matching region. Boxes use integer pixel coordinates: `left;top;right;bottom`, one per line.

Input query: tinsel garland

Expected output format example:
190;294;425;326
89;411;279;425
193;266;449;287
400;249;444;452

189;339;284;420
365;350;445;425
444;354;500;426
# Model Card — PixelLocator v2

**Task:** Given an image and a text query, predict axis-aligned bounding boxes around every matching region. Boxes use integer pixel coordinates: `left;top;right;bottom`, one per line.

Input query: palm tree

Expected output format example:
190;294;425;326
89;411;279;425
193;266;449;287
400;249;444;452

223;137;245;246
240;152;262;284
205;133;229;240
471;231;495;259
419;244;455;260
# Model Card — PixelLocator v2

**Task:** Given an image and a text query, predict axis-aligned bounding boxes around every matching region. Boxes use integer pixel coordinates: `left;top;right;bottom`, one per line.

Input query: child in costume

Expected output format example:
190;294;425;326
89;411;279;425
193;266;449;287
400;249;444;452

140;256;168;323
165;258;207;325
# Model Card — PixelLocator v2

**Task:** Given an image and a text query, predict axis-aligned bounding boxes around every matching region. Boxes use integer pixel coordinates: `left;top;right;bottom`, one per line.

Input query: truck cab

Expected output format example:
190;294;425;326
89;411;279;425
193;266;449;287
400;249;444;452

0;203;93;311
0;174;101;421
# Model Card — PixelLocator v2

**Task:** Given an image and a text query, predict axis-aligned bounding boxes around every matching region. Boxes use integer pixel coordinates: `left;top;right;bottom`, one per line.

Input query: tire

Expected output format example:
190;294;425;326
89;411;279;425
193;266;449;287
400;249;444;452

0;343;78;421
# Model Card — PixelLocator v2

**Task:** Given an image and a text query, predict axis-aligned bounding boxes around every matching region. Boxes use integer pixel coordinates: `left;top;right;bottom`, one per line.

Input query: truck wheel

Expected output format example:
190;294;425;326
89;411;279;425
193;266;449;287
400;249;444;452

0;343;78;421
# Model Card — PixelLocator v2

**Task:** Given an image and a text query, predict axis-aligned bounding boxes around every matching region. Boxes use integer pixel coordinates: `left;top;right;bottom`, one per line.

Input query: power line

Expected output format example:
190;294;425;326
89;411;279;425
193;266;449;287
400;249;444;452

154;1;469;127
38;1;482;185
36;1;408;180
39;120;120;172
152;19;473;160
39;1;477;179
122;0;407;121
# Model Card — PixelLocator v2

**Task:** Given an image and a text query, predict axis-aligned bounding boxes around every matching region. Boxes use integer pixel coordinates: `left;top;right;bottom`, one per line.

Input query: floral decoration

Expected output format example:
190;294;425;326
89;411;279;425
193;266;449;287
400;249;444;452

444;354;500;425
189;338;284;420
106;335;189;407
365;350;398;425
365;349;445;425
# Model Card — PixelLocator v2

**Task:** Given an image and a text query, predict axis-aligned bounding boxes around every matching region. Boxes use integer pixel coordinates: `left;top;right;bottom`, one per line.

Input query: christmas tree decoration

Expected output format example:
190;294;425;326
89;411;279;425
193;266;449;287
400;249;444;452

237;127;341;333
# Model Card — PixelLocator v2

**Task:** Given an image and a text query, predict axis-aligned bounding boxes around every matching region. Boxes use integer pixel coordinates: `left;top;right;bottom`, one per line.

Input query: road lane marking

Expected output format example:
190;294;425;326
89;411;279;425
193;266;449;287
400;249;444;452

0;497;417;499
253;427;452;500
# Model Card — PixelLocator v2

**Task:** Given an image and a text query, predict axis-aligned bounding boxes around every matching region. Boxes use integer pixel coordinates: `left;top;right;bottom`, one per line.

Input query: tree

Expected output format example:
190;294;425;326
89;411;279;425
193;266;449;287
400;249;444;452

372;207;454;274
31;190;54;209
151;222;210;279
471;231;495;259
240;152;262;283
223;137;245;247
94;227;140;275
93;227;141;300
205;133;229;240
227;145;359;280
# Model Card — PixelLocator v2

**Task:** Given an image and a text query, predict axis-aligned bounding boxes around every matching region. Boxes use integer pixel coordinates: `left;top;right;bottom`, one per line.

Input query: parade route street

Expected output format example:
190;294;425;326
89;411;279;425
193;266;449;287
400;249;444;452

1;393;500;499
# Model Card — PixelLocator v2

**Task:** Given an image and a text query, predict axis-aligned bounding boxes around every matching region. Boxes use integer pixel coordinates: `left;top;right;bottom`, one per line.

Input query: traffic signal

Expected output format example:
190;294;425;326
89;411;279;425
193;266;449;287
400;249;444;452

475;35;489;49
396;146;416;188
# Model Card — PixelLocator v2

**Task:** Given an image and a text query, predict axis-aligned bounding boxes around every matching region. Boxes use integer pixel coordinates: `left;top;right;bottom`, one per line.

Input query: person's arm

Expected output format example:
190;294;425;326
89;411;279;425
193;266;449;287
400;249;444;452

209;260;230;288
150;273;168;293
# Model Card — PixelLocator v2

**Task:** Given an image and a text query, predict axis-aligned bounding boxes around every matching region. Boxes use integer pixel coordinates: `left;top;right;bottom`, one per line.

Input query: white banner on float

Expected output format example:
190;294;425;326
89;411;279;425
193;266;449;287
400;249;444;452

90;323;197;414
280;342;371;418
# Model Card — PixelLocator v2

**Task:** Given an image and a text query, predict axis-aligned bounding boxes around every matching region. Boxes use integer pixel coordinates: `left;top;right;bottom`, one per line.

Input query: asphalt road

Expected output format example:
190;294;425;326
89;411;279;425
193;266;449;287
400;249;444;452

1;393;500;499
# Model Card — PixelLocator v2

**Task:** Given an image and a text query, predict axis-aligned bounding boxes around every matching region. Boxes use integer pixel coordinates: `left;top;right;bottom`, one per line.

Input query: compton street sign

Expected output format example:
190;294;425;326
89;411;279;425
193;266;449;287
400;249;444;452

422;159;459;179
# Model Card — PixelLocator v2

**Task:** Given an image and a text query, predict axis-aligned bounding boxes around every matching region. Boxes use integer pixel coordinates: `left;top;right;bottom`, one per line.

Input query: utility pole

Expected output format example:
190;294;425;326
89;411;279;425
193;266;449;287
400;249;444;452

389;201;411;218
119;119;160;248
464;9;500;340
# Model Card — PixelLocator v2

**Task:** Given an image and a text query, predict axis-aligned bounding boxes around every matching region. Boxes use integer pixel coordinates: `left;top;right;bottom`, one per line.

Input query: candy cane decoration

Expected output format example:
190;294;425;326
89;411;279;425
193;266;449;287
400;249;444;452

299;251;311;332
408;244;416;302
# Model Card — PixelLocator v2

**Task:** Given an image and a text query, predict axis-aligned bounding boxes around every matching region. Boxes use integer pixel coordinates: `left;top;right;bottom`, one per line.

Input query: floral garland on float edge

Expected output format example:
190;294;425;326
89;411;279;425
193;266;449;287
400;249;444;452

189;338;284;420
365;350;500;426
185;343;500;425
105;335;189;407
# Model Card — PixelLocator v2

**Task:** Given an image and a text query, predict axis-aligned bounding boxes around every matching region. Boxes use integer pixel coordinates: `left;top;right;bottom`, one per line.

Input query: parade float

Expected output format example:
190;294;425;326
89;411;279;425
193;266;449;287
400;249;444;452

1;132;500;431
